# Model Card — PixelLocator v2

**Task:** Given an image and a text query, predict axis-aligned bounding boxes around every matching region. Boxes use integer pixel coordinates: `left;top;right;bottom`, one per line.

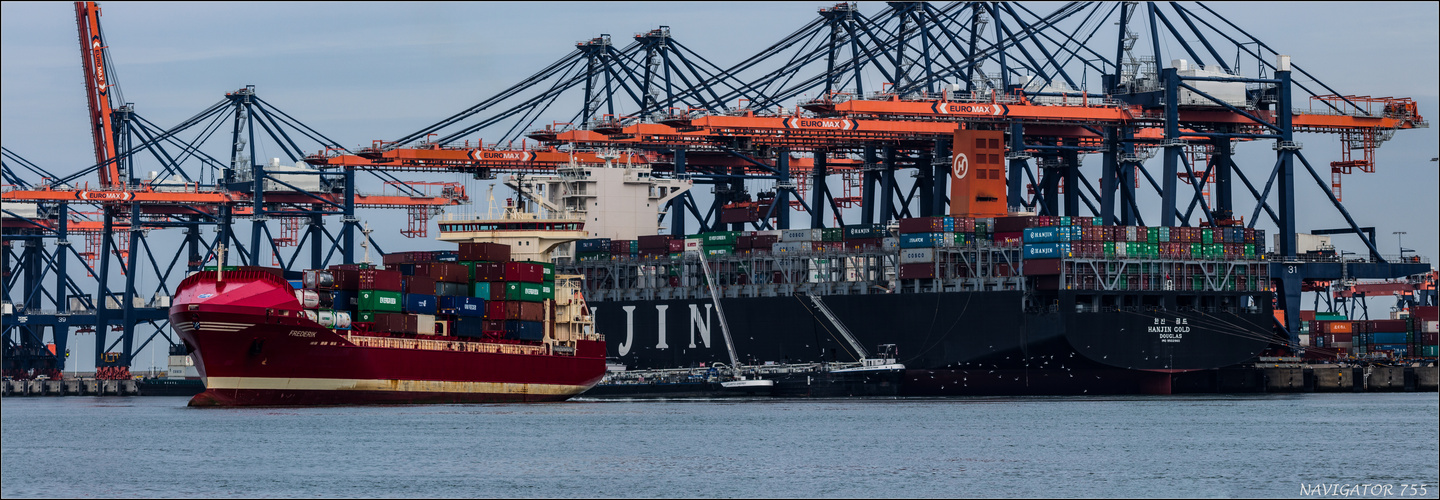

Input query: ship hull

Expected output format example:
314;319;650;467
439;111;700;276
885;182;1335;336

589;290;1273;395
171;270;605;406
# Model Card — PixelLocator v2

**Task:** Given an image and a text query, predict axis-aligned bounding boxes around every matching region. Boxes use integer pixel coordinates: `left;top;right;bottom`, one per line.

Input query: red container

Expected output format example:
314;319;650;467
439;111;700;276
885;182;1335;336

486;300;544;322
471;262;504;282
668;239;685;252
419;262;470;283
993;216;1040;233
899;217;946;234
1368;319;1409;333
1421;333;1438;345
503;262;545;283
1327;333;1353;344
484;320;507;332
899;263;937;279
331;269;358;290
357;269;403;292
458;242;511;262
993;232;1023;247
1414;306;1438;322
383;251;434;265
1024;259;1062;276
736;236;754;250
1300;310;1317;322
638;235;673;250
374;313;419;334
404;275;436;295
847;238;882;250
753;235;779;248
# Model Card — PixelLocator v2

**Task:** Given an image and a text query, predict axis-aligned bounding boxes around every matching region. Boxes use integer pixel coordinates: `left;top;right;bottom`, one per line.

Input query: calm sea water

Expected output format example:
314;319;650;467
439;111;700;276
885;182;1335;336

3;394;1437;498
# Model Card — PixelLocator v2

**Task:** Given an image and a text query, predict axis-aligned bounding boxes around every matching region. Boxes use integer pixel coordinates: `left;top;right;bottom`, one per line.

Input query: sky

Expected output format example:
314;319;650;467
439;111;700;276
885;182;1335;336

2;2;1438;371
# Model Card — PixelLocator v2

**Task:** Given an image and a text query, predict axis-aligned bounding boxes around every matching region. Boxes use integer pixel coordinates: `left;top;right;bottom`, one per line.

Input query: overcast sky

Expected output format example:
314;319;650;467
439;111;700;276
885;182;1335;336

3;2;1437;369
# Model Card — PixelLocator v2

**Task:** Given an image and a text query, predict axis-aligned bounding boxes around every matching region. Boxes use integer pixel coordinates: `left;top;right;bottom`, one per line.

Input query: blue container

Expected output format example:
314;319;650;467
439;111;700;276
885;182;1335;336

1023;242;1072;260
453;317;486;338
1022;226;1079;243
899;233;944;248
432;250;458;262
404;293;436;314
395;263;417;276
440;295;486;317
505;320;544;341
1371;344;1408;355
576;238;611;253
287;280;304;290
1371;332;1408;344
472;281;491;299
331;290;356;310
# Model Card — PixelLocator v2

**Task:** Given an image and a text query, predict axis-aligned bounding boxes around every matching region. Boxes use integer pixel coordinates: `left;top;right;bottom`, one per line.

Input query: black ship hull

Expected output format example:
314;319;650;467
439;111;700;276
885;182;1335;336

589;290;1275;395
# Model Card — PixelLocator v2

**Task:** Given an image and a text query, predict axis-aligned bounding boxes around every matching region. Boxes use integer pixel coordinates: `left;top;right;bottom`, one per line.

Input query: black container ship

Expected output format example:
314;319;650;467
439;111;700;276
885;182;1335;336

563;216;1277;396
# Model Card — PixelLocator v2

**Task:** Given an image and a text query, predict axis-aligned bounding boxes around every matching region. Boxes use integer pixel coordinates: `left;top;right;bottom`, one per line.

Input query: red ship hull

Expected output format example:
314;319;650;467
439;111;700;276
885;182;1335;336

171;270;605;406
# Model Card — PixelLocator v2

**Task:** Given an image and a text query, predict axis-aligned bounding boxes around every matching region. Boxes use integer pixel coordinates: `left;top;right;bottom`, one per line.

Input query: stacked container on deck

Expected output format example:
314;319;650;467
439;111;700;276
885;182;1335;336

1307;306;1438;359
292;243;553;344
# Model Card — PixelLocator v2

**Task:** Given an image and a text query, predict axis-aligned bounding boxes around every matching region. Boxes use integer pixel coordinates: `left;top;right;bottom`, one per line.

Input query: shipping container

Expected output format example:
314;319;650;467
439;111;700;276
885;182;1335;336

575;238;611;254
780;228;824;242
1024;258;1062;276
1022;243;1071;260
302;270;335;290
404;275;437;295
357;269;403;292
453;317;486;338
439;295;486;317
638;234;673;250
434;282;469;297
404;293;437;315
842;224;884;240
504;320;545;342
357;290;403;312
898;248;936;264
486;300;545;322
898;263;937;280
503;281;547;302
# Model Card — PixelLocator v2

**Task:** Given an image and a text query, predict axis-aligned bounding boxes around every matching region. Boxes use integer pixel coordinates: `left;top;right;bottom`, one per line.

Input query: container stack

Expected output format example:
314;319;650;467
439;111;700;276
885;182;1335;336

1416;306;1439;358
295;269;352;331
296;242;556;344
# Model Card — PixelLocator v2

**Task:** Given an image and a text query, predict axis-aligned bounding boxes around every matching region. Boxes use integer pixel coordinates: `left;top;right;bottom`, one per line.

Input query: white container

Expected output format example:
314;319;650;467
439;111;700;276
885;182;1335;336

781;229;823;242
302;310;319;323
295;290;320;309
1424;321;1438;334
772;242;810;253
754;230;783;237
683;239;701;251
317;310;337;327
333;311;352;329
416;314;436;335
882;237;899;251
900;248;936;264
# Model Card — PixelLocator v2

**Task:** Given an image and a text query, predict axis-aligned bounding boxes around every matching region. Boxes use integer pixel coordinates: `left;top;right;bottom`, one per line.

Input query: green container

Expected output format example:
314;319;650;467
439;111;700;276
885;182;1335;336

1201;229;1214;244
705;248;731;257
700;231;739;246
1190;243;1201;258
578;251;611;262
1158;227;1171;243
472;281;491;299
1147;231;1159;244
536;261;556;282
357;290;403;312
1315;312;1348;321
539;282;555;301
821;228;843;242
1244;244;1255;256
1104;241;1116;257
202;266;240;271
357;311;375;323
503;282;546;302
1423;345;1438;357
1118;275;1129;288
1059;216;1072;226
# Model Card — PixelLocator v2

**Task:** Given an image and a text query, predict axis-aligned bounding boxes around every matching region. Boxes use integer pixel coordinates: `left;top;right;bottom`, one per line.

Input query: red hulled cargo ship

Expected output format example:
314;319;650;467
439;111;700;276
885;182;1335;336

171;242;604;406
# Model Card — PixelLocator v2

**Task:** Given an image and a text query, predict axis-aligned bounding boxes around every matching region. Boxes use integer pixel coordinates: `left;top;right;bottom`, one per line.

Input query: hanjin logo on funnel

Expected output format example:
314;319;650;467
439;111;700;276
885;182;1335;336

783;118;858;130
470;150;535;162
952;153;969;180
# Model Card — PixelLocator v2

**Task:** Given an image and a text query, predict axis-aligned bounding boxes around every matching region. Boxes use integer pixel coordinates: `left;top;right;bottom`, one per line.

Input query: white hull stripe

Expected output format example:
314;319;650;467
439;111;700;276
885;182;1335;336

176;322;251;333
205;376;590;396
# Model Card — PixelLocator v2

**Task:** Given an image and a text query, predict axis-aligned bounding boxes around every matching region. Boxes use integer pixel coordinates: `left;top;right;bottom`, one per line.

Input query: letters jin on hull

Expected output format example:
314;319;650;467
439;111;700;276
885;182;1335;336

608;303;719;356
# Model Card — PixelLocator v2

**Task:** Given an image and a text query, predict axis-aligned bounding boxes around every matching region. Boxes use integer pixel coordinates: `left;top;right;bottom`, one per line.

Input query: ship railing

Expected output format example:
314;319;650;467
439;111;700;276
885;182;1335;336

345;334;548;356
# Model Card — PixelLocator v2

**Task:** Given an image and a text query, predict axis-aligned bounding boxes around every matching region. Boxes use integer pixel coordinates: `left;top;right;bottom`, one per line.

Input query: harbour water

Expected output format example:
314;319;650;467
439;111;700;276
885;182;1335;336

3;394;1436;498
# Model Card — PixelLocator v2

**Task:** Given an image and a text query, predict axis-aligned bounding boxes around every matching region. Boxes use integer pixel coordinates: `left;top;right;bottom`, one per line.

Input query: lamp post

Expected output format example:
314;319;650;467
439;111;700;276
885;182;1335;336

1393;231;1406;256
